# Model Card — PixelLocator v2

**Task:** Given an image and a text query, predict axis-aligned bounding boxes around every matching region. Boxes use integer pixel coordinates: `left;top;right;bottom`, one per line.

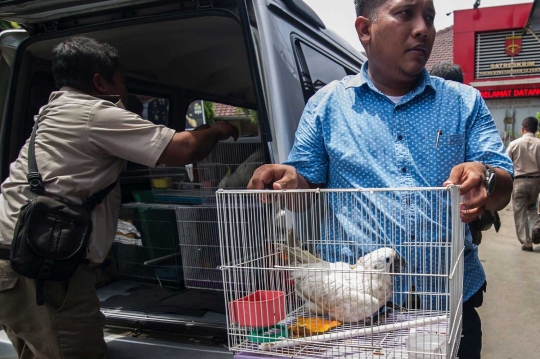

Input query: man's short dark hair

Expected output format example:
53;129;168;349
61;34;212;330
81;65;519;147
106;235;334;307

430;62;464;83
354;0;387;18
52;36;120;92
522;117;539;134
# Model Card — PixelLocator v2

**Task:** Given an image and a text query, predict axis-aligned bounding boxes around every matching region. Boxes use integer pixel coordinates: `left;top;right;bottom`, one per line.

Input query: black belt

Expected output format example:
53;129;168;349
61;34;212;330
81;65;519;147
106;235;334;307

0;246;10;260
515;175;540;179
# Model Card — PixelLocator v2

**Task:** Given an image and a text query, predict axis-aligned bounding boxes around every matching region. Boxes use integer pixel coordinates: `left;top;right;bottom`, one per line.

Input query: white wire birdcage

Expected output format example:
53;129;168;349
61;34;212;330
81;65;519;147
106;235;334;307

175;205;224;290
217;187;464;359
150;138;263;205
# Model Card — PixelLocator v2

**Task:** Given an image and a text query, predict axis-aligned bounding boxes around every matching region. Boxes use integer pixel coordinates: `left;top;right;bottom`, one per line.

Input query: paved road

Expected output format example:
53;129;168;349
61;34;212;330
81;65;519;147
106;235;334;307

478;205;540;359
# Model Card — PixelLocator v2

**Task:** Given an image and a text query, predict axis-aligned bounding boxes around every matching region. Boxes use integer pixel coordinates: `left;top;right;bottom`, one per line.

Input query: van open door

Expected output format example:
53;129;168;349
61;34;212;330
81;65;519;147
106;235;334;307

248;0;364;163
0;28;27;168
0;0;269;343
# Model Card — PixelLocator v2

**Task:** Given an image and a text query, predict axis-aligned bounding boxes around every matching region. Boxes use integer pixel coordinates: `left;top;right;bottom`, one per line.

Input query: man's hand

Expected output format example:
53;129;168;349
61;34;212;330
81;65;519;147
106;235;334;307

444;162;487;223
158;122;239;166
213;121;239;141
248;164;299;190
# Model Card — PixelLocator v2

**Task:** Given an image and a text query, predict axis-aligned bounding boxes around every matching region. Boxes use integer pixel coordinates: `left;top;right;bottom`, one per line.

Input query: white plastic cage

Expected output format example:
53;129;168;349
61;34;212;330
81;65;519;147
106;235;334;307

217;187;464;359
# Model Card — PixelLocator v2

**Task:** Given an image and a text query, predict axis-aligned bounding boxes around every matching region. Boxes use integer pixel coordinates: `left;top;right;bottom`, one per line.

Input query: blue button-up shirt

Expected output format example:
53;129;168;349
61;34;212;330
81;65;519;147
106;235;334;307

285;61;513;302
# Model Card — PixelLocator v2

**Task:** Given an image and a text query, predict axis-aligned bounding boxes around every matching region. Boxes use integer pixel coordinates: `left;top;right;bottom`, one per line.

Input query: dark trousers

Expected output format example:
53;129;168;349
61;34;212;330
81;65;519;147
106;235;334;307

457;282;486;359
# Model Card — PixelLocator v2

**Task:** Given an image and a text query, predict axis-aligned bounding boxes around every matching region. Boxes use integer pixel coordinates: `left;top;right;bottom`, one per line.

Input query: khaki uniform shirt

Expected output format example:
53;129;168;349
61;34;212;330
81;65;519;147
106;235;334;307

0;87;175;263
507;133;540;177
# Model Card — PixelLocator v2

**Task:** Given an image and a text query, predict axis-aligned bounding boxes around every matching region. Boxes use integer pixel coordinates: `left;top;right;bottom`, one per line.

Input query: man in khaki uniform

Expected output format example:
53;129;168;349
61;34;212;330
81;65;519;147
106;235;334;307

507;116;540;252
0;37;238;358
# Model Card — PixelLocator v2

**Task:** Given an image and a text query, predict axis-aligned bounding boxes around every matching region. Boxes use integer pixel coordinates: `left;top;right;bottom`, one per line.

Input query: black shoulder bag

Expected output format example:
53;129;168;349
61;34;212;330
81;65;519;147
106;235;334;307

10;116;117;305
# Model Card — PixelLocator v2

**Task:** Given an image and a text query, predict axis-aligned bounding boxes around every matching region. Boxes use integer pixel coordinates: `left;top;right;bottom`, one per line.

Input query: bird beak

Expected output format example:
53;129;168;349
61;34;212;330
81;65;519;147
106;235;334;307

392;254;407;273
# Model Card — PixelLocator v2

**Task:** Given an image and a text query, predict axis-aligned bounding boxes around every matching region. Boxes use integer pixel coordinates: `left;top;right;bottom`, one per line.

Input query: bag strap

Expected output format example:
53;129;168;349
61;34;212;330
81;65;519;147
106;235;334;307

82;180;118;211
27;115;118;209
35;258;53;306
27;117;44;195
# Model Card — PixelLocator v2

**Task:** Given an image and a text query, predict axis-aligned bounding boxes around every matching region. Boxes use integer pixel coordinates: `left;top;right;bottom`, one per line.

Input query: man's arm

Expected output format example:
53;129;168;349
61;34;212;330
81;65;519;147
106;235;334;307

158;122;238;166
444;90;514;223
88;103;238;167
445;162;513;223
506;141;515;162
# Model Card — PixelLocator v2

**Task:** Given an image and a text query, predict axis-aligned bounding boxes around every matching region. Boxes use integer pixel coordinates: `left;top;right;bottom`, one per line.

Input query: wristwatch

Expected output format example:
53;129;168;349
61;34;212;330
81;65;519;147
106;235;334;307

483;163;497;196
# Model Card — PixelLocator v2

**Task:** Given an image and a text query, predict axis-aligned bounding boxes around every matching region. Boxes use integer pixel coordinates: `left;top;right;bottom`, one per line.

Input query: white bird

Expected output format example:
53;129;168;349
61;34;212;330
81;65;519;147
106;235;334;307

278;244;406;323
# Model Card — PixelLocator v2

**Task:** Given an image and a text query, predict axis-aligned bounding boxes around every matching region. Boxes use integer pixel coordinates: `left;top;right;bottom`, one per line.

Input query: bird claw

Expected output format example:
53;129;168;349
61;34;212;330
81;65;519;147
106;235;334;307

364;302;407;327
386;300;407;313
364;313;384;327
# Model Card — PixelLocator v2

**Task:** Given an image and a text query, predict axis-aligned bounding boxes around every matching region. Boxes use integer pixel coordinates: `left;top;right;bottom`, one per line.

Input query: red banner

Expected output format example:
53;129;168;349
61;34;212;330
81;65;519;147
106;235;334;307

480;88;540;99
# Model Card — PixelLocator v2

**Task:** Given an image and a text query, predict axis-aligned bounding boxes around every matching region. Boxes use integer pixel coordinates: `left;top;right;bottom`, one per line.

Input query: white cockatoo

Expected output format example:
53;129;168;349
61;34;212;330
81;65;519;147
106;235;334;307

278;244;406;323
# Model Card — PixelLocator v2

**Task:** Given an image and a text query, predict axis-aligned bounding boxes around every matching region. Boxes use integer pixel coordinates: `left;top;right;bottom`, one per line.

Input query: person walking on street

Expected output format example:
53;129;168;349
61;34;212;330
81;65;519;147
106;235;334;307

507;116;540;252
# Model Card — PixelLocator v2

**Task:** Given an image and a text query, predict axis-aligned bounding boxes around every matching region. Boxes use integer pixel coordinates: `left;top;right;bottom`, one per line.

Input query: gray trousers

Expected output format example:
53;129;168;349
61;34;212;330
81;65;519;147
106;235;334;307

0;260;107;359
511;178;540;246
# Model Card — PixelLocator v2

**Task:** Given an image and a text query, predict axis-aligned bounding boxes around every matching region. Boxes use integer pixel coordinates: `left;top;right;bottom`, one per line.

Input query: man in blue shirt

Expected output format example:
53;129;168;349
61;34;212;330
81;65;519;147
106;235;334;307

249;0;513;358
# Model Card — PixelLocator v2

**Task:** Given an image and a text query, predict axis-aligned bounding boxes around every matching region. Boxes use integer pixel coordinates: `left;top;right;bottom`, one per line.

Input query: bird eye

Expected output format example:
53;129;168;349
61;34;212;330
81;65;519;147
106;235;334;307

386;257;390;263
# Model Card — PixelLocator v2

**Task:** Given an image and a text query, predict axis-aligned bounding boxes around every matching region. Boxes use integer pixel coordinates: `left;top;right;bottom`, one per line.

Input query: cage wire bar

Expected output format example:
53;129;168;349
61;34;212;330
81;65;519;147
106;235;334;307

113;138;263;290
175;205;224;289
114;203;228;290
217;187;464;359
150;138;263;205
114;203;184;288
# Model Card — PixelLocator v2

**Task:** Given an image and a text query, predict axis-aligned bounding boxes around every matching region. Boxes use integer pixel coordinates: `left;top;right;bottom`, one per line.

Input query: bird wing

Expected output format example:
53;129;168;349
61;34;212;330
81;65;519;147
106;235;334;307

276;243;325;266
283;246;393;323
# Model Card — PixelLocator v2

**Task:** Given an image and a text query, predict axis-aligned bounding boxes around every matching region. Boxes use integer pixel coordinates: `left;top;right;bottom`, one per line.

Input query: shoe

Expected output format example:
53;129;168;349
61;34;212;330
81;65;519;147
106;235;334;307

522;244;534;252
532;229;540;245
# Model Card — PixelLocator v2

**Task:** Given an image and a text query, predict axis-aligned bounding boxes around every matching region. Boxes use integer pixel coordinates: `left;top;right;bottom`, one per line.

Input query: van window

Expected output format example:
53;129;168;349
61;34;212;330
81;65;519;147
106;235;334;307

127;94;169;126
187;100;259;137
294;39;357;102
298;42;349;93
185;100;206;130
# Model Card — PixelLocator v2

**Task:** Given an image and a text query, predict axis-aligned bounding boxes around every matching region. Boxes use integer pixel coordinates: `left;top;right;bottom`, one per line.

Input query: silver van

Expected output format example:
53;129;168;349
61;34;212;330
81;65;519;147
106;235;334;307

0;1;364;357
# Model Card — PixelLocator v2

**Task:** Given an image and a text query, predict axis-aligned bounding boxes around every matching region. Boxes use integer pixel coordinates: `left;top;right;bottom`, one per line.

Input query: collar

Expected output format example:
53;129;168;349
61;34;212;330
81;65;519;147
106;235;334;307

59;86;87;95
57;86;124;108
345;61;436;103
523;133;536;138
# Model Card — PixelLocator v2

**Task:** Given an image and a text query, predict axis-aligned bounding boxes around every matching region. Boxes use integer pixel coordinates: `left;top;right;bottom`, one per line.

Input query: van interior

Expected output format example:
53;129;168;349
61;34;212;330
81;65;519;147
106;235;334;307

6;11;263;339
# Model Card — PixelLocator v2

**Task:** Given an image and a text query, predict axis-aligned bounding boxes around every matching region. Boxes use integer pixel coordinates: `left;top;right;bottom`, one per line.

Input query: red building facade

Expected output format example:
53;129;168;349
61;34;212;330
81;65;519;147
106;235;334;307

454;3;539;145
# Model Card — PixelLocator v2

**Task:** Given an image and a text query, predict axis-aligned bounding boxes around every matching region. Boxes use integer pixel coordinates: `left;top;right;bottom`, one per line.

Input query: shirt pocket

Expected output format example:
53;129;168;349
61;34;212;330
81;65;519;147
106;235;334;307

422;134;465;186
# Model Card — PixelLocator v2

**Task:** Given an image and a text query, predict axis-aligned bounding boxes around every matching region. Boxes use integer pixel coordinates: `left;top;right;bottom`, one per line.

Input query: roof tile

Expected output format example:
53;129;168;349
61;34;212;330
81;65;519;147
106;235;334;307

426;26;454;71
213;103;239;117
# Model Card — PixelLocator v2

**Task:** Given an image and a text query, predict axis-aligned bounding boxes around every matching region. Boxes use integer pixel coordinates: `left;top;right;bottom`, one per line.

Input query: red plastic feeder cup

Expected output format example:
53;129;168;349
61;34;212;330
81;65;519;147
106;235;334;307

229;290;286;328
